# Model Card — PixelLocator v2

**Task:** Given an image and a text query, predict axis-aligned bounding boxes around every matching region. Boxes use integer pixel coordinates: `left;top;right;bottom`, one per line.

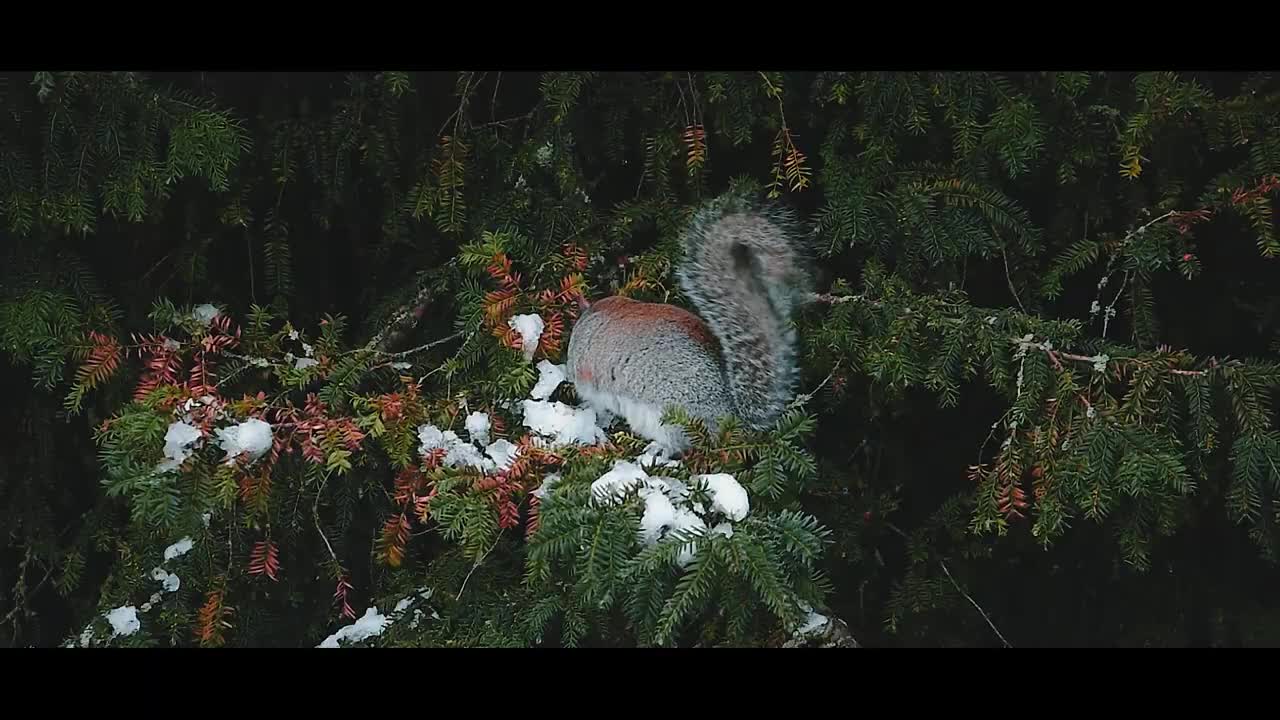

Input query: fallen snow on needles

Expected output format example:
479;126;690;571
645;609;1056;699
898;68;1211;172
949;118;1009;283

590;458;752;567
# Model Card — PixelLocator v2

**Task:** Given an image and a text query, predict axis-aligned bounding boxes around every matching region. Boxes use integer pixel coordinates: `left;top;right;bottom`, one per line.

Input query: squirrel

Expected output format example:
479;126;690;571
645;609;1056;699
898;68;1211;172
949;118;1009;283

566;190;814;451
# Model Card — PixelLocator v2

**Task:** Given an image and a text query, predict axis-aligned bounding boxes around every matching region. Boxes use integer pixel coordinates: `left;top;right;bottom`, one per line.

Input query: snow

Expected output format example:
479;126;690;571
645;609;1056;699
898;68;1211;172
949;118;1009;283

572;380;687;451
638;487;676;544
317;606;390;648
216;418;273;464
158;421;203;472
445;442;493;472
696;474;750;521
532;473;560;500
796;610;830;636
636;441;681;469
192;303;221;325
152;569;181;593
529;360;566;400
106;606;140;637
578;462;749;568
465;412;491;446
417;423;521;474
709;523;734;539
668;510;707;566
294;357;319;370
521;399;607;446
509;313;545;361
485;438;520;471
417;425;449;454
590;460;651;504
163;537;194;561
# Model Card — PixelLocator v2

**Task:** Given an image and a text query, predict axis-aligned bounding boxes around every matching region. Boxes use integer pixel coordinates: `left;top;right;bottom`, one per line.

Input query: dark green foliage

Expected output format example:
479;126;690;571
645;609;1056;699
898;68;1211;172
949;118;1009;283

4;70;1280;648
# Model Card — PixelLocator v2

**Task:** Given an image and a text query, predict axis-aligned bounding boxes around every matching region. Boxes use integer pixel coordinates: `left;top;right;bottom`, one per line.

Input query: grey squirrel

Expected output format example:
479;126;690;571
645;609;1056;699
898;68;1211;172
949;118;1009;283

566;191;814;450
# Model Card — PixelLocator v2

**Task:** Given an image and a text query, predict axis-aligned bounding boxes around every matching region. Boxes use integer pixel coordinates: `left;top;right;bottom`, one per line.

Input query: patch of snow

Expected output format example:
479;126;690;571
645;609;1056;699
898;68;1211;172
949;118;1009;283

106;606;140;638
709;523;734;539
796;610;830;636
521;400;607;446
532;473;560;500
638;486;677;544
695;474;750;521
192;303;221;325
317;606;389;648
216;418;273;464
465;412;491;446
509;313;545;361
163;537;194;561
636;441;681;469
529;360;566;400
158;421;203;473
485;438;520;471
591;460;650;504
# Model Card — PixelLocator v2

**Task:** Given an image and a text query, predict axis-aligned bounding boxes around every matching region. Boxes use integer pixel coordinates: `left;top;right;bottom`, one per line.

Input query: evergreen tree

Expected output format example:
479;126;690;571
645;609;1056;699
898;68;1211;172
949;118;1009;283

2;70;1278;648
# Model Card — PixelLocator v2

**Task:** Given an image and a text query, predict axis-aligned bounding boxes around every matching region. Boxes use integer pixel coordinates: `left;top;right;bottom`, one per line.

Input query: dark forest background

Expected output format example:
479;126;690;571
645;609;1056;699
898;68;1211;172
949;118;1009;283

3;70;1279;648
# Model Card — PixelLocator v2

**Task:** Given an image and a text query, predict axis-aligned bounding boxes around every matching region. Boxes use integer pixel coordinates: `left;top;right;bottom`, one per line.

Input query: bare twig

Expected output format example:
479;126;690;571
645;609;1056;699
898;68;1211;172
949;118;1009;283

490;72;502;123
686;72;702;127
1002;248;1026;313
1;551;56;628
810;292;862;305
790;361;841;409
314;473;339;566
456;531;503;601
1090;210;1176;332
937;561;1013;648
369;331;463;360
365;283;435;352
885;522;1012;648
438;71;485;139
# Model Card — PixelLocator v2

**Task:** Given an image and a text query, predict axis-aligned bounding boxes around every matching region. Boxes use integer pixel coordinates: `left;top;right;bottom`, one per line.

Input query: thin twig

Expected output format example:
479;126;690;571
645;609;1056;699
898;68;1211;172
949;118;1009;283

686;73;702;127
937;561;1013;648
369;331;463;360
1;553;56;627
1101;270;1129;340
456;530;503;601
885;522;1012;648
790;362;841;409
490;72;502;123
1002;248;1026;313
314;473;339;565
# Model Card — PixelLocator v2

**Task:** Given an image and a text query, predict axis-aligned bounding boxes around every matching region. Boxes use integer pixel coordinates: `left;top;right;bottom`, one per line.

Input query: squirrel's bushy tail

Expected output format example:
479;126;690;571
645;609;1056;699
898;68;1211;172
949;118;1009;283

676;191;814;430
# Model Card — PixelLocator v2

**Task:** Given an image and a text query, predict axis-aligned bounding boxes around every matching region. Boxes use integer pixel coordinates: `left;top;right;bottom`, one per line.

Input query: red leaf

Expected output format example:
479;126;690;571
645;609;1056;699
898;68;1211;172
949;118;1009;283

248;540;281;581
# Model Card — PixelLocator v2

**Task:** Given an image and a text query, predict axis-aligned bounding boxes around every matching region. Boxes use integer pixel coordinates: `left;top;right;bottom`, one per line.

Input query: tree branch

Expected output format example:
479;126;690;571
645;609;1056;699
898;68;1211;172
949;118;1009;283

886;522;1013;648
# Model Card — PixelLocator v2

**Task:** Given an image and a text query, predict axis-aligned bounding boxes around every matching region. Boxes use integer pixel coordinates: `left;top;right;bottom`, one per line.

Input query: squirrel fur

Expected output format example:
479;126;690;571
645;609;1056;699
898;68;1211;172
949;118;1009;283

566;191;813;450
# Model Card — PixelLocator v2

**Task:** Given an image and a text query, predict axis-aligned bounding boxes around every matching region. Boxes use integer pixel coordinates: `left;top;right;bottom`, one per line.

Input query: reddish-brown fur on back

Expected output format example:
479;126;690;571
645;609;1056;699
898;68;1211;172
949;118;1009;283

590;296;718;350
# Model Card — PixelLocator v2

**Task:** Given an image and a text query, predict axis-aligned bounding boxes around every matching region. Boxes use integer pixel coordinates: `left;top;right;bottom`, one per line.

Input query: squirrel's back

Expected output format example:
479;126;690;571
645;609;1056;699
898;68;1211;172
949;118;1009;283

567;191;812;442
